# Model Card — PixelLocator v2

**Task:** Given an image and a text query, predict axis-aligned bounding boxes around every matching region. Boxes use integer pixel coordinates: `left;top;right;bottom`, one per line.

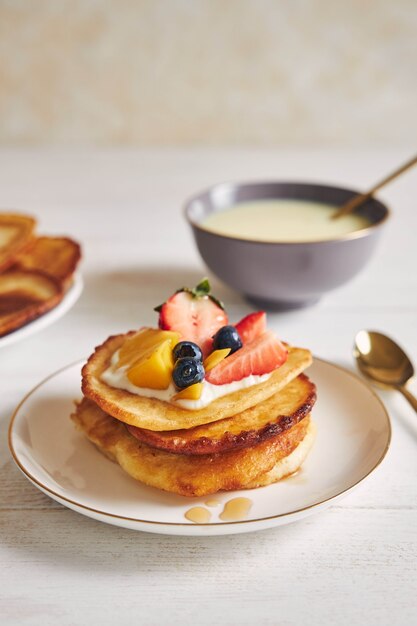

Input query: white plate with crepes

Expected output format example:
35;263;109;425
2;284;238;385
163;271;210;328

8;356;391;536
0;273;83;348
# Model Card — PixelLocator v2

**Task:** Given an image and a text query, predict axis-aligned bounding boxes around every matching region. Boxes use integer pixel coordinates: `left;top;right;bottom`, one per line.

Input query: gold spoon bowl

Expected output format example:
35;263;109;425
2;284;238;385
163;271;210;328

354;330;417;413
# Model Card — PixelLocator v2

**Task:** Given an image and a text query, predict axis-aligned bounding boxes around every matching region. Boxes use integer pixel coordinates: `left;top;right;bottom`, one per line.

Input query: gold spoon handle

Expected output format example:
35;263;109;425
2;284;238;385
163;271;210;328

398;385;417;414
332;153;417;219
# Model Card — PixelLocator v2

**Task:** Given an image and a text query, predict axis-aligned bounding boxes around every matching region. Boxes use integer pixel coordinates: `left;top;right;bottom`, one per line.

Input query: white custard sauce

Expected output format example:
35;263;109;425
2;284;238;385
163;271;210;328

101;351;271;410
202;199;371;242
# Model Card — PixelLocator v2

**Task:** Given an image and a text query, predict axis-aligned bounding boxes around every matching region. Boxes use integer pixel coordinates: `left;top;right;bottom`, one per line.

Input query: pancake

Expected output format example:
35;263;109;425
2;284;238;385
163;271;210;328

245;420;316;488
0;269;63;336
71;397;312;497
16;236;81;289
81;333;313;431
127;373;316;455
0;213;36;272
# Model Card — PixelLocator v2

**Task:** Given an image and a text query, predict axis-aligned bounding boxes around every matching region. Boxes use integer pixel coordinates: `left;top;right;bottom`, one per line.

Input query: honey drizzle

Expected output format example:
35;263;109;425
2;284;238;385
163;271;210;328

205;497;221;507
184;506;211;524
184;497;253;523
219;497;252;521
282;469;307;485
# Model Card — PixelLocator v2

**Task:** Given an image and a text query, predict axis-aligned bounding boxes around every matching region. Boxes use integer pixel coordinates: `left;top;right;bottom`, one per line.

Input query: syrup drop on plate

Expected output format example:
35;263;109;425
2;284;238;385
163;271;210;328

219;497;252;521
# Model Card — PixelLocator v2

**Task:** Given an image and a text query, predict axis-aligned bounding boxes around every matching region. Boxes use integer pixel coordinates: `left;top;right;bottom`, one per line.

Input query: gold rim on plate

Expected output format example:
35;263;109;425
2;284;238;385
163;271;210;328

8;357;391;528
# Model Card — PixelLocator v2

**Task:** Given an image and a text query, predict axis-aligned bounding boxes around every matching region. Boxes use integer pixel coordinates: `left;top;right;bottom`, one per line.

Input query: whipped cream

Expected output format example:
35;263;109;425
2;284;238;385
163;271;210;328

101;350;272;410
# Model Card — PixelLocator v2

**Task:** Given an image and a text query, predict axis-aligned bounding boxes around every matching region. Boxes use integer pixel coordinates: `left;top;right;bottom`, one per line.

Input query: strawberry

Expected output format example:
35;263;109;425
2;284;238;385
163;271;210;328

205;330;288;385
235;311;266;345
156;279;228;356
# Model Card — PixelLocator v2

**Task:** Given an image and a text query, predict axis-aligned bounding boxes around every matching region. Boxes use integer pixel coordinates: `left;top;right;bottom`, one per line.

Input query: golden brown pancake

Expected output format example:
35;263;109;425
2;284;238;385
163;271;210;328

71;397;312;497
127;373;316;455
0;214;36;272
16;236;81;290
245;420;316;488
81;333;313;431
0;270;63;336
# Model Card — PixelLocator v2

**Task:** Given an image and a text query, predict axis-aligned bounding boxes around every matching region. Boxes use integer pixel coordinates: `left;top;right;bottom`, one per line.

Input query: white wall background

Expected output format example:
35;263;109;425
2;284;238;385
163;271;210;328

0;0;415;146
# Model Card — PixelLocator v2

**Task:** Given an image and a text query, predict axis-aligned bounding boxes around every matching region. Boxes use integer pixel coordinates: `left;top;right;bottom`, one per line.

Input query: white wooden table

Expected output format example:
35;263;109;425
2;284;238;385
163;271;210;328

1;149;416;626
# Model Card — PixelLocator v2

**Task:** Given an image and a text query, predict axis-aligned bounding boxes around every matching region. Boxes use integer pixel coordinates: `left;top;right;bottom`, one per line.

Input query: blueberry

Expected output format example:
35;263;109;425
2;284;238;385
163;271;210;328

173;341;203;362
212;325;242;354
173;358;205;389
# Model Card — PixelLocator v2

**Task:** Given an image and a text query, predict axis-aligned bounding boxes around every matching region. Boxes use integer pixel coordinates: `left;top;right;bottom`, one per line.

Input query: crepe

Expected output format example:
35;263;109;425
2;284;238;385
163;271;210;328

127;373;316;455
0;214;36;272
71;397;313;497
81;333;313;431
0;269;64;336
16;236;81;289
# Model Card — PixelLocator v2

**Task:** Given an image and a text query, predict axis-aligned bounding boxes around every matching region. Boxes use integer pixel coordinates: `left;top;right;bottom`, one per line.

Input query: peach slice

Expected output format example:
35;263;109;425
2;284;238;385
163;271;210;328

173;382;203;401
118;328;180;369
127;339;175;390
203;348;231;372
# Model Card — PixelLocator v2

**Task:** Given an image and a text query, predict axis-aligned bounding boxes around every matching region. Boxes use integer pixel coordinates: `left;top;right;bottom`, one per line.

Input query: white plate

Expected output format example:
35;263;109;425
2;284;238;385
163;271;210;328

0;274;83;348
8;358;391;536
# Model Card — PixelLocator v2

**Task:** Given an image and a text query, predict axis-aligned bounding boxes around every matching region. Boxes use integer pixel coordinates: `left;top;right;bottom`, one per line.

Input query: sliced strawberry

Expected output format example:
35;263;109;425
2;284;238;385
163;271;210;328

158;290;227;356
205;330;288;385
235;311;266;345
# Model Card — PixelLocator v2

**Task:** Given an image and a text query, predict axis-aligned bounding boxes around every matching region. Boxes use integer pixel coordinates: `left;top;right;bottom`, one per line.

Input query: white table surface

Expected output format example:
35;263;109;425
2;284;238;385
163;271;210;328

1;148;416;626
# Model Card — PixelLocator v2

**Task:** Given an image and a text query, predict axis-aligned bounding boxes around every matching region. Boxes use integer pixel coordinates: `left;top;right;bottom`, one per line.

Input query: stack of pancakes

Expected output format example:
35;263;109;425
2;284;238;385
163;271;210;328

73;334;317;497
0;213;81;336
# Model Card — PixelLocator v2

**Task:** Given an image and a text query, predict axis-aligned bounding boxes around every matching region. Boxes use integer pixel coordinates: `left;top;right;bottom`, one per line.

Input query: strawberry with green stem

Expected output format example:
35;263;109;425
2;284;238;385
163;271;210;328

155;279;228;357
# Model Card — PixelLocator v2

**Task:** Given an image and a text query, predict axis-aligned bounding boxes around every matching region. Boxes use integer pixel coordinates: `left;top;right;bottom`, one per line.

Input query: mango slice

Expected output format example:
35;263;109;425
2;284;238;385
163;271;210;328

118;328;180;368
173;382;203;401
127;339;174;389
203;348;231;372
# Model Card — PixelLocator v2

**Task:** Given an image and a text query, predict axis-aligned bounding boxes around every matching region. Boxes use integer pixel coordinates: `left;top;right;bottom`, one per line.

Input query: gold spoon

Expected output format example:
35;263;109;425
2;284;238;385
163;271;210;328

332;153;417;219
354;330;417;413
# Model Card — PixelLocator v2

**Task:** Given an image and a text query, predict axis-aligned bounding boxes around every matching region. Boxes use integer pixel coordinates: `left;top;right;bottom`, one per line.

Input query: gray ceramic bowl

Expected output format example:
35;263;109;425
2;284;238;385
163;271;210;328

184;181;390;310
